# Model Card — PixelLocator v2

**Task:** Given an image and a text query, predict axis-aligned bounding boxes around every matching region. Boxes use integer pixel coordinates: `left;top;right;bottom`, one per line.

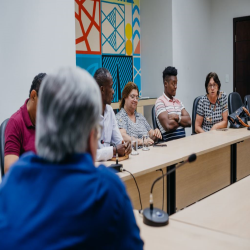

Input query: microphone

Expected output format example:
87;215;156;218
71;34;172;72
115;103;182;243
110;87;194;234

143;153;197;227
100;140;123;172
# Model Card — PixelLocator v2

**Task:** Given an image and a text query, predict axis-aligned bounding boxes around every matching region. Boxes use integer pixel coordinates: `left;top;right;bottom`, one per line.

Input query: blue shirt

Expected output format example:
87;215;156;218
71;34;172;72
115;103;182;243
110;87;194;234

0;152;143;250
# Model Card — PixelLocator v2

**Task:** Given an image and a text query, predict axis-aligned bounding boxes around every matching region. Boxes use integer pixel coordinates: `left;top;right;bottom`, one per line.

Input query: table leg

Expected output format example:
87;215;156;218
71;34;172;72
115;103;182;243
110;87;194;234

231;144;237;184
167;164;176;215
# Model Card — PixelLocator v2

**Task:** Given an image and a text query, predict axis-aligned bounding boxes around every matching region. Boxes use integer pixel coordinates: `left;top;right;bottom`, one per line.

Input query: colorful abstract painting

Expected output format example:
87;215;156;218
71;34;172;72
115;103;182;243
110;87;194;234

75;0;141;101
102;55;133;102
75;0;101;54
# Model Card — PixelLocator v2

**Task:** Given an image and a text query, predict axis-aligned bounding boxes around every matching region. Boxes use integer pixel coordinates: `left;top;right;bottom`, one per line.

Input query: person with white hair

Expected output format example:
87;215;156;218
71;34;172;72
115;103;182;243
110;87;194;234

0;68;143;249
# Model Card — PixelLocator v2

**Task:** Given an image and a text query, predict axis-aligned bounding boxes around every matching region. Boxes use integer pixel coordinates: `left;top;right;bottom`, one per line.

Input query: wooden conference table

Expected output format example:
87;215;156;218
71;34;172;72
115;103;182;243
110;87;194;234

134;175;250;249
134;210;250;250
171;175;250;240
99;127;250;215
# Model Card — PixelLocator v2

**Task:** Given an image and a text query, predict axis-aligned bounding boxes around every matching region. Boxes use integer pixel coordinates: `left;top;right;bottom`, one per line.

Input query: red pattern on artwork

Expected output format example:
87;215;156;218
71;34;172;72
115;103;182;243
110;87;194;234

75;0;101;54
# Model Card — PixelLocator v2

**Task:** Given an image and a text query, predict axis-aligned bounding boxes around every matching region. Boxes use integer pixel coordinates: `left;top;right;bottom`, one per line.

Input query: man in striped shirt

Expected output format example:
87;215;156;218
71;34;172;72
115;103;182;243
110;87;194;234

155;66;191;142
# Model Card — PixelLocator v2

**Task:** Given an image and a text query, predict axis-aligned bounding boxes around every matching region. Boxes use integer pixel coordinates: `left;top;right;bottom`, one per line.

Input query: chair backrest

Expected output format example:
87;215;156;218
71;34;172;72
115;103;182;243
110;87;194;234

244;95;250;111
228;92;243;114
192;96;203;135
151;105;159;130
0;118;9;177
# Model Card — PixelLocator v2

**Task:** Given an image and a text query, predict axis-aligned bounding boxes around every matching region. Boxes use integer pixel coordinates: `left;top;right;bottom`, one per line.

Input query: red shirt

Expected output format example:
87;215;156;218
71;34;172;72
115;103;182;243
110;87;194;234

4;99;36;157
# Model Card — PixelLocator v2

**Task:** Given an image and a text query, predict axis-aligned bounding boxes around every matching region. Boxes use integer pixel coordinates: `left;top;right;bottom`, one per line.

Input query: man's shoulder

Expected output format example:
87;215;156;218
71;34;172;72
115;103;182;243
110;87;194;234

156;94;165;103
6;109;24;133
9;108;23;123
106;104;114;113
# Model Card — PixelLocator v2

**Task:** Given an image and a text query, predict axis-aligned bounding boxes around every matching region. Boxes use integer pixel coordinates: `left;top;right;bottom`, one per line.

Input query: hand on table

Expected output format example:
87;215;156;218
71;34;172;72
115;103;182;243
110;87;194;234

152;128;162;139
114;143;126;156
124;141;132;155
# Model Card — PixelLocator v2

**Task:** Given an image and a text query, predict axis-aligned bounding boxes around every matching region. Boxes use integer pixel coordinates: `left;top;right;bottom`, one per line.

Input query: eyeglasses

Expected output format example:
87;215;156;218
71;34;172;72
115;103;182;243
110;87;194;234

129;94;139;100
208;84;218;89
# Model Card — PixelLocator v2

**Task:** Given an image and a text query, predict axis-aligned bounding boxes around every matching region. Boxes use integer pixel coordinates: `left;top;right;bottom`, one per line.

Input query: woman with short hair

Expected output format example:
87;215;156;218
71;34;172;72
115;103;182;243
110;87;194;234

195;72;228;133
116;82;162;145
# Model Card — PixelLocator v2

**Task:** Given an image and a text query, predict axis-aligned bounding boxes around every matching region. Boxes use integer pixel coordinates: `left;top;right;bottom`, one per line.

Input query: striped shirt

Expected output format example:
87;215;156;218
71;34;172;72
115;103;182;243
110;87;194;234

155;93;186;142
116;108;151;139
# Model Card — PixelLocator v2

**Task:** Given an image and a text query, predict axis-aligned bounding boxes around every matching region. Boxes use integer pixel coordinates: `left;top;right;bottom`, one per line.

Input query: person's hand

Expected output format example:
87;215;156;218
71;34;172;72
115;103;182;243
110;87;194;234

168;113;179;121
138;139;143;146
124;141;132;155
113;144;126;156
152;129;162;139
147;138;154;145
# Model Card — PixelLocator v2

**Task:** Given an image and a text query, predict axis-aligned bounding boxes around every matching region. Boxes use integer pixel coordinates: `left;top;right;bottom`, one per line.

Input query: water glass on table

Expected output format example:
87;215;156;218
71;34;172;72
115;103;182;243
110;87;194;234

131;136;139;155
142;134;150;151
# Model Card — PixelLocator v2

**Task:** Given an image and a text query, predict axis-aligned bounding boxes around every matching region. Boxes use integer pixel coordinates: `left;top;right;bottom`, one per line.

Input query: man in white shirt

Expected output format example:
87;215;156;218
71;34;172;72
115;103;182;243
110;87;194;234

94;68;131;161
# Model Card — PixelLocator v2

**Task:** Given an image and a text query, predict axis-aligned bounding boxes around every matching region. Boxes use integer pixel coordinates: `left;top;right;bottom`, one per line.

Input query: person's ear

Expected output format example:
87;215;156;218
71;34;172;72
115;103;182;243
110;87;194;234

30;90;38;100
100;85;104;94
86;129;97;162
164;80;168;88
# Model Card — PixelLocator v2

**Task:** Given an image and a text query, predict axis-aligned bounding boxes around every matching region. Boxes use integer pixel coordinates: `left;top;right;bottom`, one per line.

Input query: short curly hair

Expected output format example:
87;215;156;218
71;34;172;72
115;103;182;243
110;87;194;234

29;73;46;97
162;66;178;84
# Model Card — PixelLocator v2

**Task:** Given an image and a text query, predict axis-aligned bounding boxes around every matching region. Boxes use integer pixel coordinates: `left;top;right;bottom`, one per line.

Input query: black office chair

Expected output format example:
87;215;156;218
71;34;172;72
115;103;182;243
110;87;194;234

244;95;250;111
228;92;243;115
244;95;250;121
151;105;159;130
191;96;203;135
0;118;9;177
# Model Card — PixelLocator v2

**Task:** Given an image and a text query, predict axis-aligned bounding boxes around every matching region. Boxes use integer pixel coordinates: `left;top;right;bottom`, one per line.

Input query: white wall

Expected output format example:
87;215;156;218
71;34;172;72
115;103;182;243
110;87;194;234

172;0;212;136
0;0;75;123
211;0;250;96
141;0;173;126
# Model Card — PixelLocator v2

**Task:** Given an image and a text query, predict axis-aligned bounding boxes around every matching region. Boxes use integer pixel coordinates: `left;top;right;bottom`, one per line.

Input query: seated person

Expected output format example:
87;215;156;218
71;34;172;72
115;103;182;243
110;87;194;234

0;68;144;250
94;68;131;161
195;72;228;133
116;82;162;145
155;66;191;141
4;73;46;173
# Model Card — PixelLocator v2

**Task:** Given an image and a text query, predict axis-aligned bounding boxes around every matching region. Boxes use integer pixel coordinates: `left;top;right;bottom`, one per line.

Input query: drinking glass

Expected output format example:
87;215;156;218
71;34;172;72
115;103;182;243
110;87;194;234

142;134;150;151
131;136;139;155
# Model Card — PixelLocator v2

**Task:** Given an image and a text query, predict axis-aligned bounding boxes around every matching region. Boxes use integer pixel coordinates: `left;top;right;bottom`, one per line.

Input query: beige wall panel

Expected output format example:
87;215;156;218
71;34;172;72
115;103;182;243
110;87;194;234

237;139;250;181
123;169;167;212
176;146;231;211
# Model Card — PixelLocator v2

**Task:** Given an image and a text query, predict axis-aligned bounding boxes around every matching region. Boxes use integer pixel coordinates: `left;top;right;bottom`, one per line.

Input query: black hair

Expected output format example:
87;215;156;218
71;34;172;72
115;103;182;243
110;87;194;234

205;72;221;95
162;66;178;83
29;73;46;97
93;67;112;87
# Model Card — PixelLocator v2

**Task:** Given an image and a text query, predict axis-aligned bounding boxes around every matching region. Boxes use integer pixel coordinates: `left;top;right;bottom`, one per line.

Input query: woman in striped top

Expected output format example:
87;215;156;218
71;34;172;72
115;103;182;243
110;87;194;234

116;82;162;146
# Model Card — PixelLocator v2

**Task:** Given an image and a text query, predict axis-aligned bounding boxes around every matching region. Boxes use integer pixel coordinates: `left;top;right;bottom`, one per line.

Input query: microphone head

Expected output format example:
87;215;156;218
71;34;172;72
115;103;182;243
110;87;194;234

101;140;104;144
188;153;197;163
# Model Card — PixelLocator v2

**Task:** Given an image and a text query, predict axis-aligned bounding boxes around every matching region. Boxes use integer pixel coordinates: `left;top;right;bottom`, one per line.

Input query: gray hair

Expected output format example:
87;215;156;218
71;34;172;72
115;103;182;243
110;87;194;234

35;67;101;162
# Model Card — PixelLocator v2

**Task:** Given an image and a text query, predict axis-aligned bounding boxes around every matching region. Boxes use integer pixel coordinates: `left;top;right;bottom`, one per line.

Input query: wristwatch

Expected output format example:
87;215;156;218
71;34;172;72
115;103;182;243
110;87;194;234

178;114;181;123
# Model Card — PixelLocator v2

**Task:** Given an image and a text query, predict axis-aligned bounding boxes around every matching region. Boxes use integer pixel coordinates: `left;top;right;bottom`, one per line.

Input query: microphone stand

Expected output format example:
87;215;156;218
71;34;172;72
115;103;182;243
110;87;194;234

143;154;197;227
109;143;123;172
100;140;123;172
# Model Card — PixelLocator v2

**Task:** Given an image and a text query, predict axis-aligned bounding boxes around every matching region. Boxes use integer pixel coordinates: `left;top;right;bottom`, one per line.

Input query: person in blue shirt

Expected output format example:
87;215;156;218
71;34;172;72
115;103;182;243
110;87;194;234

0;67;143;250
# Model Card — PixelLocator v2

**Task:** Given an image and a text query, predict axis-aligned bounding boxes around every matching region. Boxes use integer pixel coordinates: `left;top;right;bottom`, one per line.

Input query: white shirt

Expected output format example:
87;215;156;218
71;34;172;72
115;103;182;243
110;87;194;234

96;105;123;161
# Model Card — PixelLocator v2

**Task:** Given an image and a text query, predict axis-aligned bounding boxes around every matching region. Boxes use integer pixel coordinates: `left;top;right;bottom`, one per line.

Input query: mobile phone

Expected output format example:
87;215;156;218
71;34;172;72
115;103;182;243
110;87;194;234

153;144;167;147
